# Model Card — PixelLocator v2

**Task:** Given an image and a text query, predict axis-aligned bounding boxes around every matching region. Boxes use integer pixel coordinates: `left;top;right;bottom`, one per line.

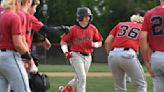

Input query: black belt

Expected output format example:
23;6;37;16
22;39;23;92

111;48;130;51
0;49;6;52
153;50;164;53
79;52;90;56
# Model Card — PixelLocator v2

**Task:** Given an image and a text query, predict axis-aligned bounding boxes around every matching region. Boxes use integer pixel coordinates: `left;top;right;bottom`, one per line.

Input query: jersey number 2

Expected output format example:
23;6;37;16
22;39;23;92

117;25;140;39
151;16;163;35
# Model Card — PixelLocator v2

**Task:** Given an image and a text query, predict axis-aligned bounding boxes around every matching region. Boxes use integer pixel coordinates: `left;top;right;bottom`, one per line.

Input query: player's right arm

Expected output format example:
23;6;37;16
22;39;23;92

104;34;114;54
60;31;72;59
140;31;153;76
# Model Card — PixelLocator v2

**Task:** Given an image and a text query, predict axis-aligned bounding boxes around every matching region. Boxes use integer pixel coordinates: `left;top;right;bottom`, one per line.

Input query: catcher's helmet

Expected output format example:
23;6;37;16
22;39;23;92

76;7;93;22
29;72;50;92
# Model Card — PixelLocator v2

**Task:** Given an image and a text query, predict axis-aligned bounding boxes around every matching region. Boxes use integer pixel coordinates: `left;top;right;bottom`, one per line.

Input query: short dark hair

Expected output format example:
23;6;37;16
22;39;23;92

134;9;146;17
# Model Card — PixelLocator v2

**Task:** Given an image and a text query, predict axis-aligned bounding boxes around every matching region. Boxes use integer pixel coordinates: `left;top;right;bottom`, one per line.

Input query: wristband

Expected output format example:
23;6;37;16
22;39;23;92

21;52;32;60
61;45;68;53
92;42;101;48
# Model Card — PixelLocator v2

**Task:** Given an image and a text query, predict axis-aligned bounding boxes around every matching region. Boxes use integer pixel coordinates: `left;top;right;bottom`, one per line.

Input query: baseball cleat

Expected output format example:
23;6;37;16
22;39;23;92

58;86;64;92
58;85;73;92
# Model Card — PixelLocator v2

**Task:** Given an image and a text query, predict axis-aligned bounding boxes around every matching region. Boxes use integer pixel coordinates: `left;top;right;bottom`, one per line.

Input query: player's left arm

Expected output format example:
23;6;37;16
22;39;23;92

92;29;103;48
30;15;69;36
39;25;70;36
33;32;51;50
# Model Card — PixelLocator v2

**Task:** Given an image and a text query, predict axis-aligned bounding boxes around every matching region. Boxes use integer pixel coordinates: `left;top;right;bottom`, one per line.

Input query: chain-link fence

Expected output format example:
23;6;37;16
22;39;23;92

31;43;108;65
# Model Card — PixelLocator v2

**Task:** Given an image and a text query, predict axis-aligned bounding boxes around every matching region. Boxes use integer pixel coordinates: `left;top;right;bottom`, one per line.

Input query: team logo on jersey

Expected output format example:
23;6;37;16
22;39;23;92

75;36;91;42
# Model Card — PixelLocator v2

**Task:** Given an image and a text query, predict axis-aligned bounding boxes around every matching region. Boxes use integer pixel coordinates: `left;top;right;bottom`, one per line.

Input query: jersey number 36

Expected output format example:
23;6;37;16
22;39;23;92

117;25;140;39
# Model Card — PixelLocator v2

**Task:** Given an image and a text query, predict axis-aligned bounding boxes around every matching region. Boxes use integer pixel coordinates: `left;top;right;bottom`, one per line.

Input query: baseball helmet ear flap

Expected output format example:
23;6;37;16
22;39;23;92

76;7;93;22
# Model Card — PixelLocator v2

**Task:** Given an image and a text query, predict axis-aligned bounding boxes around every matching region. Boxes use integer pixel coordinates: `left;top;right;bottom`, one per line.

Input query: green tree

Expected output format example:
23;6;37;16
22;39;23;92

34;0;158;43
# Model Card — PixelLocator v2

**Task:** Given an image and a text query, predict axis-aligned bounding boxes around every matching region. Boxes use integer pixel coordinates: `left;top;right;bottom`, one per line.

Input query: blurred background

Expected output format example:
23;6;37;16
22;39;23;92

32;0;159;65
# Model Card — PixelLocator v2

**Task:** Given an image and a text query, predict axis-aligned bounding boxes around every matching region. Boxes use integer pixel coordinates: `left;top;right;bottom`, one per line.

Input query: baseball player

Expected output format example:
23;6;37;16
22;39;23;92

60;7;102;92
140;0;164;91
105;11;147;92
18;0;38;73
0;0;32;92
20;0;69;72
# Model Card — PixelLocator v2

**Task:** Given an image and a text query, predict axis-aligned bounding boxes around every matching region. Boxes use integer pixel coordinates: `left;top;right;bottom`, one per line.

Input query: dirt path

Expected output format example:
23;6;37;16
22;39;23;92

43;72;150;77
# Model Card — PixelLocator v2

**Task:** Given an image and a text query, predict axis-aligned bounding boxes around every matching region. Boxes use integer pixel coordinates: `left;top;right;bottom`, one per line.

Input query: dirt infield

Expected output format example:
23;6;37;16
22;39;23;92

43;72;150;77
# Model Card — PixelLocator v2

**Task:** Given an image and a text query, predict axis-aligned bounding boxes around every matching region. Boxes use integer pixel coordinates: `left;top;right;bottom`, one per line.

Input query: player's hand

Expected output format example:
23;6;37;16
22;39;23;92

145;62;154;77
31;55;39;66
148;68;154;77
23;61;32;72
42;38;51;50
29;60;38;73
64;52;72;59
60;25;70;34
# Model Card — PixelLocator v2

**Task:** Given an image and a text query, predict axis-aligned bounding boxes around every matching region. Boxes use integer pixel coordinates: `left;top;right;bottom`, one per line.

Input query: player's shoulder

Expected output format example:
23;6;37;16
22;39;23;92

7;11;20;19
116;22;127;27
89;24;97;29
146;5;161;14
69;24;77;30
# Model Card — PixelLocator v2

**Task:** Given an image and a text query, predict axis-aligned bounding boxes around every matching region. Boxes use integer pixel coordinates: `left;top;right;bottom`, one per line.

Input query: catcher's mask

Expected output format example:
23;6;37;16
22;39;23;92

29;72;50;92
76;7;93;22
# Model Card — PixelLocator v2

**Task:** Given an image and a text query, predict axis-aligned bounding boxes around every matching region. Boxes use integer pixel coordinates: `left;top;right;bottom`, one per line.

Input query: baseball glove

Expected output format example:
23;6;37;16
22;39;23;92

29;72;50;92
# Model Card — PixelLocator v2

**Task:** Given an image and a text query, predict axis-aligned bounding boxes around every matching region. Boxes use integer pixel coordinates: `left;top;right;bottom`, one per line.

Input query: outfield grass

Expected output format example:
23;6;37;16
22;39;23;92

49;77;153;92
38;63;153;92
38;63;110;72
38;63;148;72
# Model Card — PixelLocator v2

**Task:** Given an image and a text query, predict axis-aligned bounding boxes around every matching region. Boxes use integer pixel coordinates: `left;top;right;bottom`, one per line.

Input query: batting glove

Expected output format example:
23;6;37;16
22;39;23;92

64;52;72;59
61;25;70;34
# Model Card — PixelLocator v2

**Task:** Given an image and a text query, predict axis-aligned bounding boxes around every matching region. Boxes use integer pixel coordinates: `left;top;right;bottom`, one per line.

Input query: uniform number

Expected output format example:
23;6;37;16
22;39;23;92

151;16;163;35
118;25;140;39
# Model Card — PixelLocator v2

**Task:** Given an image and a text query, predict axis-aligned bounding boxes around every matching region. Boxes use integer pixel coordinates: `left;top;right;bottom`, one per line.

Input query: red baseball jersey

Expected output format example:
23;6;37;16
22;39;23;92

25;13;43;48
110;22;142;52
61;24;102;53
30;15;43;32
142;5;164;51
0;10;22;50
0;6;4;12
17;10;27;34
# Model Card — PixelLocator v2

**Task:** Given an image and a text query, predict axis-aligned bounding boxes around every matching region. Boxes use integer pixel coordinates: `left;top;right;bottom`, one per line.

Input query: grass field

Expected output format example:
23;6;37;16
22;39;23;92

38;63;153;92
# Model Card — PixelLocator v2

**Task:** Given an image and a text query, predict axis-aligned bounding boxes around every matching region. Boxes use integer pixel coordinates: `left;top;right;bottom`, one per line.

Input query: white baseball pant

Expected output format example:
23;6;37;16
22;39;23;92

0;50;31;92
108;48;147;92
68;51;91;92
150;51;164;92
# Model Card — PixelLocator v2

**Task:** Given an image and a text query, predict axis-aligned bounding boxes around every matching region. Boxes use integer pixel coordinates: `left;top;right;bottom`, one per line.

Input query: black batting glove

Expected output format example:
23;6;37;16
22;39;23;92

60;25;70;34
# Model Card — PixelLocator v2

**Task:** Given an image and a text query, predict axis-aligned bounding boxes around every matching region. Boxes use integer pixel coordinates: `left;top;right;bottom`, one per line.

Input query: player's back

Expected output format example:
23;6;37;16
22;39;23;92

142;5;164;51
110;22;142;52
